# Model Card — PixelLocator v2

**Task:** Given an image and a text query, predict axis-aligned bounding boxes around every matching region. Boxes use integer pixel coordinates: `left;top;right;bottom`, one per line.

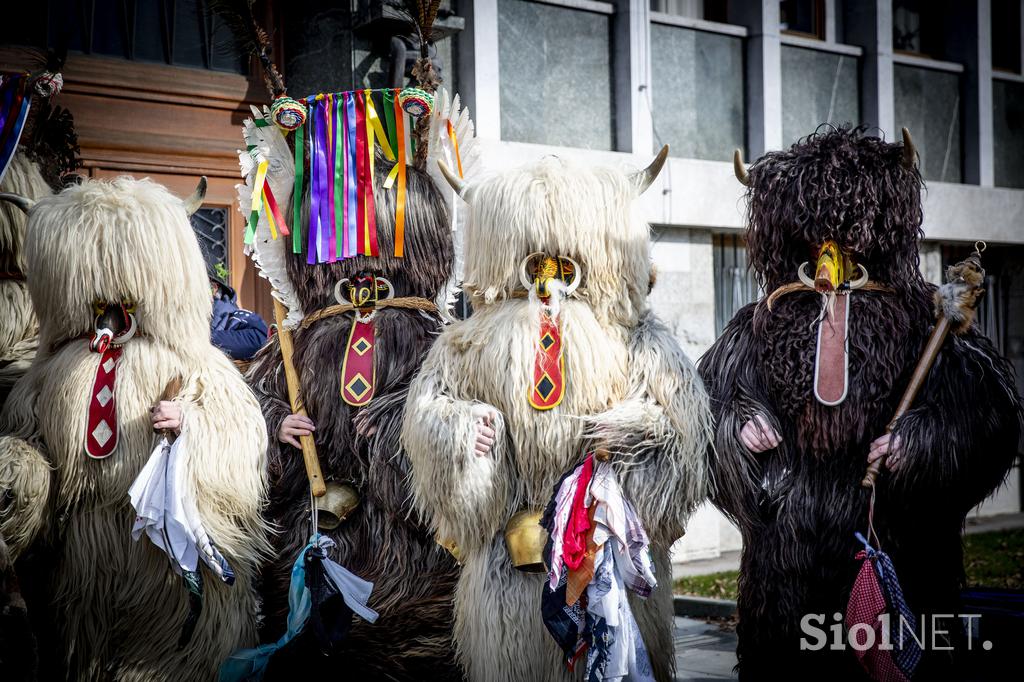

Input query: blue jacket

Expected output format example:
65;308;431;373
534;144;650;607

211;286;269;361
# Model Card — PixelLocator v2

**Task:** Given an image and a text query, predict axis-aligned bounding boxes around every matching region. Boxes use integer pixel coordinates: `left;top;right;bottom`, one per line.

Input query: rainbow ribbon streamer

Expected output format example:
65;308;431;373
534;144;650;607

0;73;33;187
253;88;423;264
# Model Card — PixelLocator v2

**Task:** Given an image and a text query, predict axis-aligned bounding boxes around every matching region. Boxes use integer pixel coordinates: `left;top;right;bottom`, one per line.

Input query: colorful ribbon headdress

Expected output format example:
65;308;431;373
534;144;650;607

237;87;477;327
1;47;78;189
243;86;451;261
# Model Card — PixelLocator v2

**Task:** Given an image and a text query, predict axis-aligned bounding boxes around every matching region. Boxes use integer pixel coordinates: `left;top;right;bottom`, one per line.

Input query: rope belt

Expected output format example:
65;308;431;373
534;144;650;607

300;297;437;330
764;281;894;311
508;288;588;300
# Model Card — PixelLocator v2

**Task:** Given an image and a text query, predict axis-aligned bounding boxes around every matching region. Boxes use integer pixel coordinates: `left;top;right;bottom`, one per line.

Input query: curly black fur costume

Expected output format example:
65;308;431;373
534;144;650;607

699;126;1022;679
246;157;461;680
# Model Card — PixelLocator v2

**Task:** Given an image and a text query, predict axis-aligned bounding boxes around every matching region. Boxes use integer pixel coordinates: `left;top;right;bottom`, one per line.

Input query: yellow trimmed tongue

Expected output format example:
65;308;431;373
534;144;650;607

815;241;845;292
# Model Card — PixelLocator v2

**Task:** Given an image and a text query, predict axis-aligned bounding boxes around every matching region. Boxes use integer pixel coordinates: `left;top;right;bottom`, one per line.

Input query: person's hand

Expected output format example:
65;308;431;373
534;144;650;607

279;413;315;449
151;401;183;434
740;415;781;453
470;405;498;458
867;433;904;472
354;410;377;438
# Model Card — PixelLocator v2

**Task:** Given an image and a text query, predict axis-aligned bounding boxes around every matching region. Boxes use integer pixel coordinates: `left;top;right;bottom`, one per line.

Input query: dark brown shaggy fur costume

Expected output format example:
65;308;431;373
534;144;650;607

246;156;461;680
699;127;1022;679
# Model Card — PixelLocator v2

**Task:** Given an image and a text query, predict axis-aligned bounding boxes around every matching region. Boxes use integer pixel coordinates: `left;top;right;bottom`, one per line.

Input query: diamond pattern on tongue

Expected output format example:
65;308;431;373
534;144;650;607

86;345;123;458
95;385;112;407
91;420;113;446
529;304;565;410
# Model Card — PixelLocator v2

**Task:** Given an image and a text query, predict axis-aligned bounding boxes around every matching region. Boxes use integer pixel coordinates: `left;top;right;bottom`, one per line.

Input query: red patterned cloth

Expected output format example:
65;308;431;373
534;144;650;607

562;454;594;571
566;503;600;606
845;550;909;682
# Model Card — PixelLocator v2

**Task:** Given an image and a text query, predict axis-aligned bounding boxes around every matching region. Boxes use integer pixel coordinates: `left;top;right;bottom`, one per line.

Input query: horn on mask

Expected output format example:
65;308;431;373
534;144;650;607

630;145;669;195
0;193;35;214
437;160;465;197
901;127;917;169
184;176;208;216
733;149;750;186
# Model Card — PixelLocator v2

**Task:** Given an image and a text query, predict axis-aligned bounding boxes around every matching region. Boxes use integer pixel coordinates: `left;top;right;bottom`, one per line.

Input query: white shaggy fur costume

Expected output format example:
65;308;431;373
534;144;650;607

0;154;51;404
0;177;269;681
402;157;712;682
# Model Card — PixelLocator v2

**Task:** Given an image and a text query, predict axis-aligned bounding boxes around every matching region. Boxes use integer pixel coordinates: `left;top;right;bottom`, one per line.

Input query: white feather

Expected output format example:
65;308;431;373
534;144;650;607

235;110;305;328
425;88;480;319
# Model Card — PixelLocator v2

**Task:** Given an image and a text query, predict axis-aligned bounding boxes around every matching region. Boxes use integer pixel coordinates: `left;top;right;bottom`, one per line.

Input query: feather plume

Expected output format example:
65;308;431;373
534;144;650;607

208;0;286;97
23;101;80;190
389;0;443;49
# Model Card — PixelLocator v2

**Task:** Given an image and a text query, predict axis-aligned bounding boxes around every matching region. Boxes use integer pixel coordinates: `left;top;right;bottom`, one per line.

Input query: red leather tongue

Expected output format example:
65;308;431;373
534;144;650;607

340;317;375;406
85;345;123;458
529;298;565;410
814;294;849;406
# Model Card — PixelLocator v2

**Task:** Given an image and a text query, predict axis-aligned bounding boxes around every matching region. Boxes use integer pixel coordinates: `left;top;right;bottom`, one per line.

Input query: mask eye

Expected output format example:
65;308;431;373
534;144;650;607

123;300;136;314
93;301;107;316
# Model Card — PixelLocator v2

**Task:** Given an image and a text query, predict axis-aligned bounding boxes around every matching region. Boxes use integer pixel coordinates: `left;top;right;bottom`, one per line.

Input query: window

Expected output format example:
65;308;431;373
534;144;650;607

191;206;229;272
498;0;614;150
650;1;728;23
894;64;962;182
992;0;1022;73
892;0;952;60
27;0;249;73
781;46;859;147
713;234;759;336
780;0;825;40
994;80;1024;189
651;24;745;160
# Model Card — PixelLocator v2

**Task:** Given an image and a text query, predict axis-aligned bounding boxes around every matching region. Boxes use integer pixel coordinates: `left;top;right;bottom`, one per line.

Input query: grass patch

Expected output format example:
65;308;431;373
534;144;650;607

674;571;739;601
673;528;1024;600
964;528;1024;590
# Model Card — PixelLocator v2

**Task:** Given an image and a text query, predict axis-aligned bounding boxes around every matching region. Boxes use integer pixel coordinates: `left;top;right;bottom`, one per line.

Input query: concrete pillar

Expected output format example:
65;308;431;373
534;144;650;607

844;1;895;137
730;0;783;156
613;0;655;154
947;0;995;186
824;0;839;43
457;0;502;140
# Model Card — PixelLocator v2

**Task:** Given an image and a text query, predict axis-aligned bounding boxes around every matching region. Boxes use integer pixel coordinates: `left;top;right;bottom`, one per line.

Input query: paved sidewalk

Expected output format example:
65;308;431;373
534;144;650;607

965;511;1024;534
673;551;740;579
674;617;738;681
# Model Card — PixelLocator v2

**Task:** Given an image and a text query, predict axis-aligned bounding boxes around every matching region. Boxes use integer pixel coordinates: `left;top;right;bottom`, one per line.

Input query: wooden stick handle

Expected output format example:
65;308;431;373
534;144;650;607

160;377;183;402
862;316;952;488
157;376;184;441
273;299;327;498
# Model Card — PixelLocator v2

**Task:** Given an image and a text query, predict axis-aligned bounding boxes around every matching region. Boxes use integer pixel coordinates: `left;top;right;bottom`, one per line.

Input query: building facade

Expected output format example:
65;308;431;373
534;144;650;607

3;0;1022;563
